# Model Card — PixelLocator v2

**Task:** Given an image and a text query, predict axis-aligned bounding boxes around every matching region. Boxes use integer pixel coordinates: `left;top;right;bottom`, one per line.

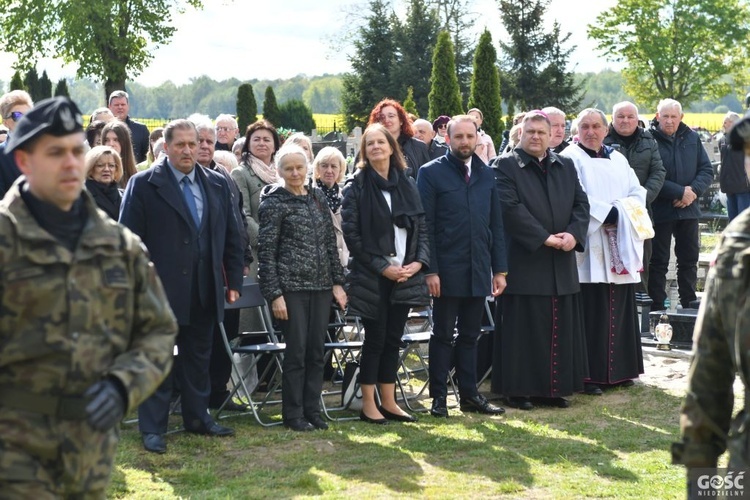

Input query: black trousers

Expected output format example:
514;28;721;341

279;290;331;421
648;219;699;309
138;305;216;434
208;308;240;407
359;277;411;385
429;296;485;400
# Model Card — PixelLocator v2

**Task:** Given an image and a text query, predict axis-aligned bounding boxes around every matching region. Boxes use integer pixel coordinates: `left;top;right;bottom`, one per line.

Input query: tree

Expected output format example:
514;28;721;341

429;0;477;106
428;31;463;120
588;0;750;109
236;83;257;134
24;68;40;102
0;0;203;102
54;79;70;98
498;0;584;111
262;86;282;127
39;70;53;100
9;71;25;91
468;30;503;139
403;87;419;116
280;99;316;134
341;0;398;131
392;0;440;116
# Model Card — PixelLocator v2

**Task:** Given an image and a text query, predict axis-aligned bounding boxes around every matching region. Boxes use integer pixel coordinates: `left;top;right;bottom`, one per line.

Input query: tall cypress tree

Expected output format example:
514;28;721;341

54;78;70;97
236;83;258;134
403;86;418;116
428;31;463;121
468;30;503;139
39;70;53;99
9;71;25;91
262;86;282;127
341;0;398;131
24;68;40;101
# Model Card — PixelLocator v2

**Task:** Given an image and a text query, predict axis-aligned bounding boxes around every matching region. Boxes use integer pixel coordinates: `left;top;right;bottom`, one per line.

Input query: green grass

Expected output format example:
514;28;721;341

108;381;687;499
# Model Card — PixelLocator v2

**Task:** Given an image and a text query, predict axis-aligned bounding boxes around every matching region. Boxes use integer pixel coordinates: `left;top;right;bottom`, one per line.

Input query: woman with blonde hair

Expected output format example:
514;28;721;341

85;146;123;220
312;147;348;267
101;120;138;188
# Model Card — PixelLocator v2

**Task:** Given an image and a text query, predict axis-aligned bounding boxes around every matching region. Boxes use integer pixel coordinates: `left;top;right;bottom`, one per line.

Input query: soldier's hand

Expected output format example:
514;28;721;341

85;379;126;432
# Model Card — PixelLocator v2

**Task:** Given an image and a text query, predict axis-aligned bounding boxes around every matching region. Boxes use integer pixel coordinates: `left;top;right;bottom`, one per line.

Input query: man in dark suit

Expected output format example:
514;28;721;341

417;115;508;418
119;119;244;453
108;90;150;163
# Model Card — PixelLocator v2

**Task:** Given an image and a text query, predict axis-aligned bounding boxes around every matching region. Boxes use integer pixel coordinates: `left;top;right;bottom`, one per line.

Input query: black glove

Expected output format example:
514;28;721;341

84;379;126;431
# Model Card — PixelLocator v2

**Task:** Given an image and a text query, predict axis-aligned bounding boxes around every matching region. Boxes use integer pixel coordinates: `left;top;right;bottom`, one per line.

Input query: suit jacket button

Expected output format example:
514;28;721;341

182;269;188;275
183;238;189;244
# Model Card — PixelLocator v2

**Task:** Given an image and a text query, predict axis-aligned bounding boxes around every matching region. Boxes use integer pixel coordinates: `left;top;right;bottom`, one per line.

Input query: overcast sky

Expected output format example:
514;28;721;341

0;0;621;87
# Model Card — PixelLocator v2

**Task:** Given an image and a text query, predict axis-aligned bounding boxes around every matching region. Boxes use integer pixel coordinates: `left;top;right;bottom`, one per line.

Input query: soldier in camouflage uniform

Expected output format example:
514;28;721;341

673;113;750;473
0;96;178;498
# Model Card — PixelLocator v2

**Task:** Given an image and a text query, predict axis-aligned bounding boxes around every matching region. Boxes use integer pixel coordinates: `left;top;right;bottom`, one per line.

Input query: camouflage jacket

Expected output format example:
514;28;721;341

0;180;178;413
674;208;750;468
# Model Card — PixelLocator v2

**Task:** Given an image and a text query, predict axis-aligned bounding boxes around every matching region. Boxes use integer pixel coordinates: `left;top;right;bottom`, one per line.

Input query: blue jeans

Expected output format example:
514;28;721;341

726;192;750;221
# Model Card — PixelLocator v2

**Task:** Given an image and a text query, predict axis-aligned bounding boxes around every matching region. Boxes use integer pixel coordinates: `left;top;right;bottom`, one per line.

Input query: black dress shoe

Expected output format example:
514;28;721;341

187;422;235;437
379;406;418;423
531;397;570;408
460;394;506;415
617;379;635;388
284;418;315;432
430;397;449;418
306;415;330;430
359;411;389;425
142;433;166;454
584;383;603;396
505;396;534;411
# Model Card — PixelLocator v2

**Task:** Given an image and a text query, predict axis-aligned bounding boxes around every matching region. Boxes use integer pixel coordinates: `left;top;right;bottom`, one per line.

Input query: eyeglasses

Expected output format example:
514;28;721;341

4;111;23;121
379;113;398;121
216;126;236;133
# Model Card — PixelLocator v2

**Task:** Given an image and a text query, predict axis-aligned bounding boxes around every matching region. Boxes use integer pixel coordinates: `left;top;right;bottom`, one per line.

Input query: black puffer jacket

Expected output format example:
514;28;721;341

341;169;430;320
257;184;345;302
719;135;750;194
399;135;431;179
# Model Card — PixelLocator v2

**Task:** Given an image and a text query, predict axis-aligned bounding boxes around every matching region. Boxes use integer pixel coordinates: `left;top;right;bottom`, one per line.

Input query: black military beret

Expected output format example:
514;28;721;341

5;96;84;152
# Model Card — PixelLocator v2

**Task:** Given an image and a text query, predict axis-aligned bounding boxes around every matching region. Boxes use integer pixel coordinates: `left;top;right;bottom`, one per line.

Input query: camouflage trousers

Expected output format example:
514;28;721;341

0;408;118;499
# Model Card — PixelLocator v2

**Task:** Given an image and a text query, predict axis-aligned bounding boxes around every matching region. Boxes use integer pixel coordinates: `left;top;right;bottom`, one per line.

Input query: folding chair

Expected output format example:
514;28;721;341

215;278;285;427
477;297;496;387
320;309;365;421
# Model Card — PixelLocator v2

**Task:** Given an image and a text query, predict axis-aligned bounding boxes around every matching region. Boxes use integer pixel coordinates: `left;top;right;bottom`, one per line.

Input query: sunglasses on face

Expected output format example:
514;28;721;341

5;111;23;121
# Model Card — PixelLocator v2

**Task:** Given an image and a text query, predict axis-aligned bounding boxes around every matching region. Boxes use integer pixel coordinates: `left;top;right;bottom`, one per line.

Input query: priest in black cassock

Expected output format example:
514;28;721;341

491;111;590;410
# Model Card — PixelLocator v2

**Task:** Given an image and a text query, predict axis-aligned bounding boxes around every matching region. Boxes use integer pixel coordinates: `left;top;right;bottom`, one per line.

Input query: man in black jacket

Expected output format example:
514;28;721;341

604;101;666;293
648;98;713;309
108;90;150;164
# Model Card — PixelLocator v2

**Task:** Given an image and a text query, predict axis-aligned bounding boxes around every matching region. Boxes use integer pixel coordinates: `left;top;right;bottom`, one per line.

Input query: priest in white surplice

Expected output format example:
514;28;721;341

561;108;652;393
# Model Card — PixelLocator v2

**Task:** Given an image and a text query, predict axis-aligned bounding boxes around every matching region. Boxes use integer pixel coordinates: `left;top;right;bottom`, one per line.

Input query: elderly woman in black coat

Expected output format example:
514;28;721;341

84;145;123;220
342;123;430;425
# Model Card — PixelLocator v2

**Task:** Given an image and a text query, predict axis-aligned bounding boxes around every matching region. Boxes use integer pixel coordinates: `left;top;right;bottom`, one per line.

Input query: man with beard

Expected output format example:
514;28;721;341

417;115;507;418
491;110;590;410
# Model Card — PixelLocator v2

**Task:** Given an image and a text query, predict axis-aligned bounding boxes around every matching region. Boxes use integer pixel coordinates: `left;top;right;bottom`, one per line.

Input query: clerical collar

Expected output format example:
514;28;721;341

577;142;610;159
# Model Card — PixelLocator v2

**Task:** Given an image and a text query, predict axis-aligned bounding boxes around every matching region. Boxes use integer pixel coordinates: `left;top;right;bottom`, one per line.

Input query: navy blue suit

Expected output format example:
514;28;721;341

417;151;507;400
120;156;243;433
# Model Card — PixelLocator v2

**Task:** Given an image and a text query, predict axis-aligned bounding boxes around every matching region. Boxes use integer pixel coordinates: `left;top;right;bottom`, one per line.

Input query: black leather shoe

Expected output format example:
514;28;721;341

306;415;329;430
460;394;505;415
617;379;635;388
359;411;389;425
284;418;315;432
379;406;418;423
142;433;166;454
505;396;534;411
430;397;449;418
531;397;570;408
584;383;603;396
187;422;235;437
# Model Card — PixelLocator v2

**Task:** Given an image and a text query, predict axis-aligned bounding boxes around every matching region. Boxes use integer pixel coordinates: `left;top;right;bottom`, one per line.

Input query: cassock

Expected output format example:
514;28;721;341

561;143;648;385
491;148;590;398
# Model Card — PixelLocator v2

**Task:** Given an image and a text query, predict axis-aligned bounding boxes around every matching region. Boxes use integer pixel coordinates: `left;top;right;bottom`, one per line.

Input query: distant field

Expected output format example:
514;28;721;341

638;113;725;132
313;113;345;131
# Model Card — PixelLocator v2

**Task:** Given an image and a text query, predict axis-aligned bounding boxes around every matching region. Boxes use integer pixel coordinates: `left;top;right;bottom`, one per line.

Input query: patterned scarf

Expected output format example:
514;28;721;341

244;154;278;185
316;179;342;213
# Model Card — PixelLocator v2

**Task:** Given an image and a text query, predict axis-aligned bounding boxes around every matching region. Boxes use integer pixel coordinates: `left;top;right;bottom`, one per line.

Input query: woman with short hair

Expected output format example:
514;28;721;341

84;146;123;220
312;146;348;268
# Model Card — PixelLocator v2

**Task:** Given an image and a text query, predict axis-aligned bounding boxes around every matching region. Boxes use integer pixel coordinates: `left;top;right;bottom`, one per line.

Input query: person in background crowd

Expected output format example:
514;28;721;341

214;150;240;174
718;111;749;221
604;101;666;294
492;111;590;410
0;89;33;197
0;127;7;145
107;90;150;163
561;108;649;393
342;124;429;425
542;106;569;154
86;120;107;149
649;98;714;310
137;127;164;170
215;114;239;152
120;119;244;454
89;107;114;125
413;118;448;160
0;96;177;497
286;132;314;163
432;115;450;145
313;146;349;268
232;137;245;164
368;98;430;179
467;108;496;164
498;112;527;154
85;145;123;220
258;144;347;432
102;120;138;188
418;115;507;418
